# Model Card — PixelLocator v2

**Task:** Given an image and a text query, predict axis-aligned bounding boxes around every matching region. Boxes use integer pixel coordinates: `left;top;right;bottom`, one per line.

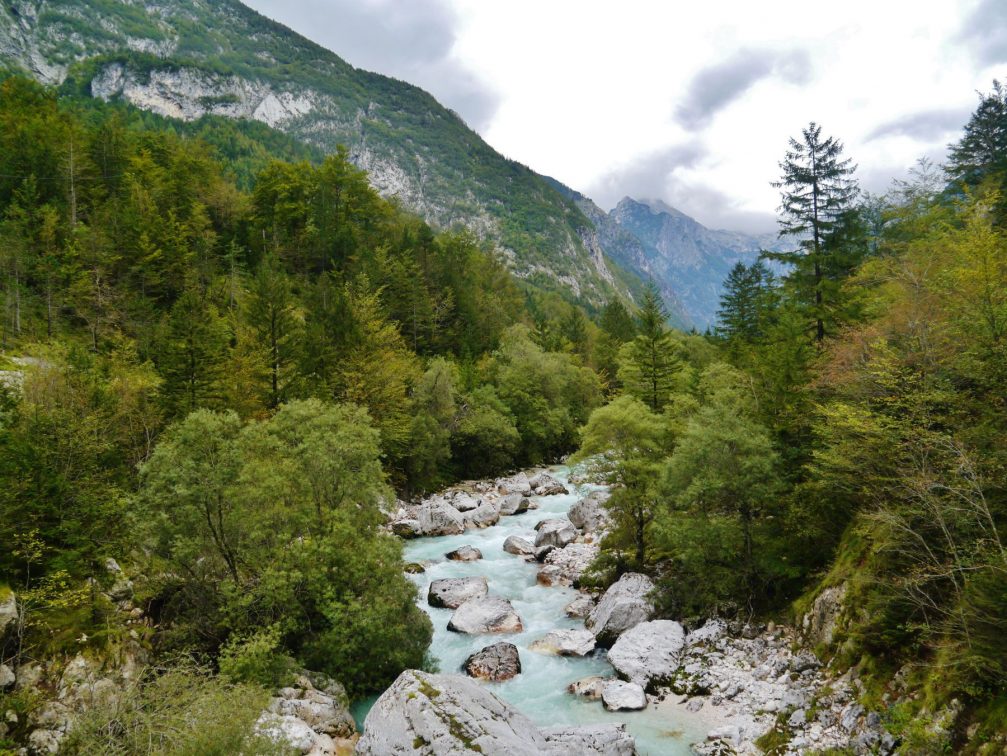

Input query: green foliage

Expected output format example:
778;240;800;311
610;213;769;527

617;284;682;411
60;664;283;756
218;624;295;689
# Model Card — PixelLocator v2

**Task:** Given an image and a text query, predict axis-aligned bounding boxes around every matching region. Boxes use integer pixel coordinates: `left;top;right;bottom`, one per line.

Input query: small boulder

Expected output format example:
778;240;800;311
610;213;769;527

0;665;13;690
533;519;578;549
390;519;421;538
498;494;531;516
586;572;655;645
528;472;568;496
448;596;523;634
567;676;610;700
0;591;17;636
403;562;425;574
565;594;595;618
601;681;647;711
464;502;501;529
503;535;536;556
528;629;596;657
450;493;482;512
428;577;489;609
445;545;482;562
464;642;522;682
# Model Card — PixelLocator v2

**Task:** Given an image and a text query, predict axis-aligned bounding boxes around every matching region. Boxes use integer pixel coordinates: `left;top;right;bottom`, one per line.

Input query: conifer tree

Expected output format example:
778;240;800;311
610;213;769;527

716;261;774;344
618;284;680;412
770;122;858;342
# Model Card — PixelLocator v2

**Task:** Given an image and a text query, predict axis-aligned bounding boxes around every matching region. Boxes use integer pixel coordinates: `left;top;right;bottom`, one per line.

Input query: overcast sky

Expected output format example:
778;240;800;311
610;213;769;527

243;0;1007;233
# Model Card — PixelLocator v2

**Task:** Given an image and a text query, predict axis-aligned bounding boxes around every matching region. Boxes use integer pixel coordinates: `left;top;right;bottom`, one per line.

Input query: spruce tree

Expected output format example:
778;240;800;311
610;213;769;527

771;122;858;342
618;284;680;412
716;261;773;344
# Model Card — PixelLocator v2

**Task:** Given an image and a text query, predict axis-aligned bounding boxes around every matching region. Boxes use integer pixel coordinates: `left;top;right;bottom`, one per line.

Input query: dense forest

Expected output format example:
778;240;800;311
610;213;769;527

0;69;1005;754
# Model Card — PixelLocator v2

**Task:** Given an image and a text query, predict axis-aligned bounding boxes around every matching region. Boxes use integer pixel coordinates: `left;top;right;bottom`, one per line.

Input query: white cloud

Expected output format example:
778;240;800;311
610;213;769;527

246;0;1007;232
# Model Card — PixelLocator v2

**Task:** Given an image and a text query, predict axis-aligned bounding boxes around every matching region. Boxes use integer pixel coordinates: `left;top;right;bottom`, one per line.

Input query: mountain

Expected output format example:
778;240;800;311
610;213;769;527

606;198;791;330
0;0;629;307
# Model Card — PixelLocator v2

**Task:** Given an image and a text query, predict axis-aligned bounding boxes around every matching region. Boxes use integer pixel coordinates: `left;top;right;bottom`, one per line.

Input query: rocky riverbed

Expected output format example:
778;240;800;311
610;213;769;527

359;466;896;755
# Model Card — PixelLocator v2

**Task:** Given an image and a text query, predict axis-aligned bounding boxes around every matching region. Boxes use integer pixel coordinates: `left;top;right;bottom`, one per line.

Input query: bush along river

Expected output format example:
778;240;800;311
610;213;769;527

350;467;897;755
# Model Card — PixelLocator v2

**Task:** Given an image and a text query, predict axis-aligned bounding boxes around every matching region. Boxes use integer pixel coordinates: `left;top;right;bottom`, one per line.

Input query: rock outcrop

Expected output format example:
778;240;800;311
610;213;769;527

586;573;654;645
568;490;610;533
427;577;489;609
257;672;357;754
463;643;522;682
447;596;523;635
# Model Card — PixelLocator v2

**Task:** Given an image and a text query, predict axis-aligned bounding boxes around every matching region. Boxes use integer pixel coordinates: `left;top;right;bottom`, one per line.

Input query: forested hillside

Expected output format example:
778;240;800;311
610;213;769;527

0;74;633;752
0;0;632;308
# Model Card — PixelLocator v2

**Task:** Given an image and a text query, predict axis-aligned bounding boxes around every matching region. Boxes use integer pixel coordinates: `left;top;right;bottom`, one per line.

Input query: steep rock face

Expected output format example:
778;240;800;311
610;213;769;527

0;0;633;309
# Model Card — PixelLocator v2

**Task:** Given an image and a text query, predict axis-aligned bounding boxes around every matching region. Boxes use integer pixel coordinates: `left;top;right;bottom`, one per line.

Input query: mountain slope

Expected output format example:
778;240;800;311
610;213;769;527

0;0;627;306
608;198;789;329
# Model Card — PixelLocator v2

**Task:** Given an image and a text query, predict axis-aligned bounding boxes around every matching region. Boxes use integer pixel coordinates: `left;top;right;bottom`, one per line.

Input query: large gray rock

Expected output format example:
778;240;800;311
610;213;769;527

355;670;549;755
601;681;647;711
464;642;522;682
533;519;578;549
568;490;610;533
463;502;501;529
356;670;635;755
449;493;482;512
428;577;489;609
802;583;847;646
538;543;597;586
0;591;16;635
586;573;654;645
503;535;536;556
448;596;523;634
496;473;532;496
256;711;335;754
542;724;637;755
498;494;531;516
419;502;466;536
528;629;596;657
607;620;685;688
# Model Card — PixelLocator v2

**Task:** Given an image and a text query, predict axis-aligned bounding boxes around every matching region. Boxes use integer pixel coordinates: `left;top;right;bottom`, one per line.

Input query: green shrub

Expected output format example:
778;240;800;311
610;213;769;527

218;625;295;689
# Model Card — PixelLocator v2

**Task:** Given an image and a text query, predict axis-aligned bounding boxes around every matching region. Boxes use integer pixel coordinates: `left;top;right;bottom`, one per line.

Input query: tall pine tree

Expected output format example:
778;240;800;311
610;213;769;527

770;122;858;342
618;284;680;412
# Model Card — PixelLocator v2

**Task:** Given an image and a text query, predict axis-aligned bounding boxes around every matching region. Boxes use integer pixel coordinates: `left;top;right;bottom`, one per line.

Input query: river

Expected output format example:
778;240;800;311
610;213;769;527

353;466;712;754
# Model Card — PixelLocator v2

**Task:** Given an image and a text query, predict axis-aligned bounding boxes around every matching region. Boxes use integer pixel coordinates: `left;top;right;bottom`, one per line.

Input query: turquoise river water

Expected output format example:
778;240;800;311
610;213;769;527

352;467;710;754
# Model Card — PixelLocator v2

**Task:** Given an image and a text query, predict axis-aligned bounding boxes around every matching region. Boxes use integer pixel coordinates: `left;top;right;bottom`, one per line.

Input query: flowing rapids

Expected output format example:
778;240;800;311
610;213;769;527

352;467;711;754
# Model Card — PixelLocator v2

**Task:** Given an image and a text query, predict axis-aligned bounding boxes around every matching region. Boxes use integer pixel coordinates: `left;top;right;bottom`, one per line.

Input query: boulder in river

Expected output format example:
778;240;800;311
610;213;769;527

464;642;522;681
567;675;611;700
541;724;637;755
418;501;466;536
568;490;610;533
449;493;482;512
496;473;532;496
498;494;531;516
601;680;648;711
503;535;536;556
357;670;636;755
528;629;596;657
445;545;482;562
586;572;655;645
533;519;578;549
607;619;685;689
390;519;421;538
463;502;501;529
447;596;523;634
428;577;489;609
528;472;568;496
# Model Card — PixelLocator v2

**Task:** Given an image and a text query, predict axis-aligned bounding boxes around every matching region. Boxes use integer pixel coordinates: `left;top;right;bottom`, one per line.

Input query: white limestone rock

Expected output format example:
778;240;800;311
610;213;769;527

601;681;647;711
586;573;654;645
528;629;597;657
447;596;523;634
428;577;489;609
608;620;686;688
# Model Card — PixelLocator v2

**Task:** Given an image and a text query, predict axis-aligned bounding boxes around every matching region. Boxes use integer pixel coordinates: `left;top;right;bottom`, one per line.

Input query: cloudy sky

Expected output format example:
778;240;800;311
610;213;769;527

244;0;1007;233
